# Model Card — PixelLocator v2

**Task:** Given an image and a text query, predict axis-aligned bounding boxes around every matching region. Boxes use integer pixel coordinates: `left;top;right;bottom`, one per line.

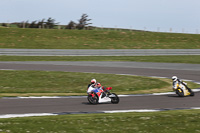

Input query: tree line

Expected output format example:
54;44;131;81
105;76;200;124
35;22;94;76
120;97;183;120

1;14;92;30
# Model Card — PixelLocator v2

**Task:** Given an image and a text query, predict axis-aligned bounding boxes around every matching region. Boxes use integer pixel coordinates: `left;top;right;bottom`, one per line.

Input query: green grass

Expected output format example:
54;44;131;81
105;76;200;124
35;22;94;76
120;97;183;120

0;27;200;49
1;109;200;132
0;70;169;94
0;70;199;97
1;55;200;64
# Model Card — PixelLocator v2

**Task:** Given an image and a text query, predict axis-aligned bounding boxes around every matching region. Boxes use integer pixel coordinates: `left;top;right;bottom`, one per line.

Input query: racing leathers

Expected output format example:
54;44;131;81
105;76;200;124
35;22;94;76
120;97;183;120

172;79;184;91
87;83;97;94
87;83;107;97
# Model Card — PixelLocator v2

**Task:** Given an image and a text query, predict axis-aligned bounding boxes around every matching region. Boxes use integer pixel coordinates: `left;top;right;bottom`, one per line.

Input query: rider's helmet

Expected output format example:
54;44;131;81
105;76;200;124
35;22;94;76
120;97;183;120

97;82;101;87
172;76;178;81
91;79;96;84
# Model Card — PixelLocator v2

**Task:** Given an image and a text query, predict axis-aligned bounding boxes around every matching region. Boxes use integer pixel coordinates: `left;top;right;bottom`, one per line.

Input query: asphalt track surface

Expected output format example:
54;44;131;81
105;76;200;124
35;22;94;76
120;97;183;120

1;49;200;56
0;61;200;115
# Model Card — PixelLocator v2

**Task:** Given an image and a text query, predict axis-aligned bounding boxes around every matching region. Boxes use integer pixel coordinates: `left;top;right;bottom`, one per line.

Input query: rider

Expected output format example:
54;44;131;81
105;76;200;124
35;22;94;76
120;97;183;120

172;76;192;92
172;76;180;91
88;79;97;88
87;79;108;95
87;79;97;94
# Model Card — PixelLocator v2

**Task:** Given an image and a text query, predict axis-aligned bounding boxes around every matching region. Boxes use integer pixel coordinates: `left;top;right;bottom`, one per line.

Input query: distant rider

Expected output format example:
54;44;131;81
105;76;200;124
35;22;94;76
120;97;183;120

172;76;192;92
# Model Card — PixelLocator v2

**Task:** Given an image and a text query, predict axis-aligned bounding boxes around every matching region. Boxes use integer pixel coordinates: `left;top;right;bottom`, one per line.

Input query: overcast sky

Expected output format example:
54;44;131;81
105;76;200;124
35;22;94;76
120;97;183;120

1;0;200;33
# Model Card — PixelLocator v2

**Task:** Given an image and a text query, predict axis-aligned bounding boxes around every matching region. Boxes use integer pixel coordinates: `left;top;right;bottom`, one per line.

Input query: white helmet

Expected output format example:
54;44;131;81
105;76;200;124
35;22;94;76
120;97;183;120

91;79;96;84
172;76;178;81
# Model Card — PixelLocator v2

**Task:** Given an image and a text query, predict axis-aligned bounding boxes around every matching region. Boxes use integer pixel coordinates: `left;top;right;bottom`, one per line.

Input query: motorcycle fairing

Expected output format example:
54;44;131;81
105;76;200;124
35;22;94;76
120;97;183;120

93;88;111;103
177;84;191;96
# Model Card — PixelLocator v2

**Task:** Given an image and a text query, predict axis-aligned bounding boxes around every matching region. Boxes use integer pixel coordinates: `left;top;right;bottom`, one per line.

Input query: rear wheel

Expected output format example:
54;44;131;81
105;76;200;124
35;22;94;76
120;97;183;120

87;94;99;104
110;93;120;104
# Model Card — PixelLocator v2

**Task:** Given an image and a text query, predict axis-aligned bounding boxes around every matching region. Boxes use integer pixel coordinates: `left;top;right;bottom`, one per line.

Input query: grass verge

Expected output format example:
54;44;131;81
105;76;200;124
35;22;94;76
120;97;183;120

0;70;199;97
0;28;200;49
1;55;200;64
0;110;200;132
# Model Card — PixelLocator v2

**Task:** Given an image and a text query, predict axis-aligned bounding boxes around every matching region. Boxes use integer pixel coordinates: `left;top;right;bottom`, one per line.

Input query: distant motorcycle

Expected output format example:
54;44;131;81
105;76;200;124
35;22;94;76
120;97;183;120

87;86;119;104
175;82;194;97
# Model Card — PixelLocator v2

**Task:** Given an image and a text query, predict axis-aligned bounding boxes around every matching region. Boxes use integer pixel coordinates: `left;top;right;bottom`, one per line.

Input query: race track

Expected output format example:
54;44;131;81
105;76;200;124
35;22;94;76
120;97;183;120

0;61;200;116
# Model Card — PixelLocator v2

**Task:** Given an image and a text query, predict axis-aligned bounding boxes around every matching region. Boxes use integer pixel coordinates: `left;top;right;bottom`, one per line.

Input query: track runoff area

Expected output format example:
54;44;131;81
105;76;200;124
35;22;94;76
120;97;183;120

0;49;200;118
0;73;200;119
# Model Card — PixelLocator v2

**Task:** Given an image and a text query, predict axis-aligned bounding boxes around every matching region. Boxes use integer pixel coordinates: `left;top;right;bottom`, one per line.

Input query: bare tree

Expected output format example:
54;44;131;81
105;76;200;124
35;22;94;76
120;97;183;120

37;19;45;28
66;21;76;29
16;21;29;28
46;17;57;29
1;23;8;27
77;14;92;30
29;20;38;28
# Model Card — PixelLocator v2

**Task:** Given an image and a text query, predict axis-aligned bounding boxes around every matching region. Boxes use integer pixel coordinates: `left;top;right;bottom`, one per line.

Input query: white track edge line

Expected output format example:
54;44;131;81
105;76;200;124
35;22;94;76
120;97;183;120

1;107;200;119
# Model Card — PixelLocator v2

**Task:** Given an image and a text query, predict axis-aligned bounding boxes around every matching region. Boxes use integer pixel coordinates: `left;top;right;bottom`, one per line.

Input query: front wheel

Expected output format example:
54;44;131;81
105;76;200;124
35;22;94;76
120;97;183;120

176;89;184;97
110;93;119;104
87;94;99;104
